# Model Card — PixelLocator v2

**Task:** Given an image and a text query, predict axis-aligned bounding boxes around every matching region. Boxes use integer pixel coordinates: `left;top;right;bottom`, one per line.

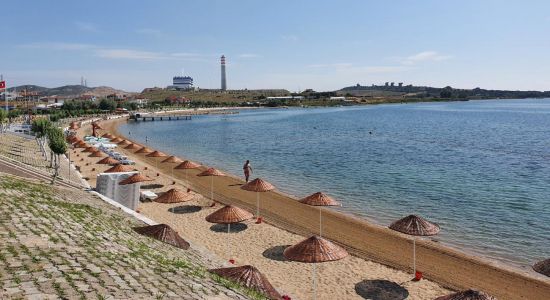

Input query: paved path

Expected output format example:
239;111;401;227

0;175;258;300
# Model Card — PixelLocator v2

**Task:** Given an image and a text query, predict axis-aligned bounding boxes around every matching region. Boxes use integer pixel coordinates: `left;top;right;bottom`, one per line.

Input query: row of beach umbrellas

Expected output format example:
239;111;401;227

80;126;503;300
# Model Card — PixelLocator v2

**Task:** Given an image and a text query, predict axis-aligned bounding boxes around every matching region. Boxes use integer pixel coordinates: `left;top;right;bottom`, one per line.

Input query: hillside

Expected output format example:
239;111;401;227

338;84;550;100
7;85;131;98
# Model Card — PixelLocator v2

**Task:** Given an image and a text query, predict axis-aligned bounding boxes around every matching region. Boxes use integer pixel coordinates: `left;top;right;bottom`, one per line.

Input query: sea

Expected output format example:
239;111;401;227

119;99;550;268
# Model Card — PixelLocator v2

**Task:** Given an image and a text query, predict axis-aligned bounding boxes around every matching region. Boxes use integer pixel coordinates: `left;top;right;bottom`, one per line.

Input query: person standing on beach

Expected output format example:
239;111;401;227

243;160;252;182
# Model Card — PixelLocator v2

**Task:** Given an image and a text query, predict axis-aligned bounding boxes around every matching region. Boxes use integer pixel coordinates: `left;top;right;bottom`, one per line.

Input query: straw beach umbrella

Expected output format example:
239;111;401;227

209;265;281;300
75;141;88;148
119;173;153;185
133;224;190;250
162;156;182;177
104;164;134;173
533;259;550;277
389;214;440;277
197;168;225;206
88;151;105;158
135;146;153;154
82;146;98;153
174;160;201;183
284;235;348;300
300;192;340;237
118;139;131;146
146;150;167;169
154;188;193;204
206;205;253;261
110;137;123;143
96;157;120;165
434;289;497;300
124;143;141;150
101;133;114;139
241;178;275;223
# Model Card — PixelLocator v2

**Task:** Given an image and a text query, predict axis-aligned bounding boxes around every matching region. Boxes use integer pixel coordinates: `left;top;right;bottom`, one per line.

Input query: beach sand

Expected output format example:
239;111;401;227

74;117;550;300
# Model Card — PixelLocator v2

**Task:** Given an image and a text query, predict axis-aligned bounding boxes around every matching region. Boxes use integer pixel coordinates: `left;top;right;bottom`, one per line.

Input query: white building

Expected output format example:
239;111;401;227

170;76;193;90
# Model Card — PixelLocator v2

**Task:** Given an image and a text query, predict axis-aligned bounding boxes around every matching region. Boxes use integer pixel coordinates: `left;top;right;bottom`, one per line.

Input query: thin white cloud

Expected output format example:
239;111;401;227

239;53;262;58
282;35;299;41
75;22;98;33
95;49;167;60
18;42;97;51
402;51;453;65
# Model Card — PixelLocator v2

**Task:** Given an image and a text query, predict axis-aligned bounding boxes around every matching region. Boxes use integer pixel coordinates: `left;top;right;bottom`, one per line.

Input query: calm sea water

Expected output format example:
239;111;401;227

120;99;550;268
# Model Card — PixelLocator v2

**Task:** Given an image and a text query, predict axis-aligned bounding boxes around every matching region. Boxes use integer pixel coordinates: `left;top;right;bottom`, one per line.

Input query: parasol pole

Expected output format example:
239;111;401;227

256;192;260;219
211;175;214;202
227;223;230;259
319;208;322;238
413;236;416;275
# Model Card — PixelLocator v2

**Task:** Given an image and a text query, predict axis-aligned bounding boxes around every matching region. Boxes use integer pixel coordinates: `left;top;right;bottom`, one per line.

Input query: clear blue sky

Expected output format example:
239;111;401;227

2;0;550;92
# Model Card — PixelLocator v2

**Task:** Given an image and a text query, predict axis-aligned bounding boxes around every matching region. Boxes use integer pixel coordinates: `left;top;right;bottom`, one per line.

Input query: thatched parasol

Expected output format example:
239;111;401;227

69;123;79;131
96;157;120;165
162;156;182;163
110;137;123;143
434;289;497;300
300;192;341;238
133;224;190;250
206;205;253;224
146;150;166;169
154;188;193;203
533;259;550;277
161;156;182;177
104;164;134;173
389;215;440;276
118;139;131;146
88;151;105;158
135;146;153;154
284;235;348;299
197;168;225;205
124;143;141;150
146;150;166;158
101;133;113;139
119;173;154;185
206;205;253;260
82;146;98;153
75;141;88;148
174;160;201;183
241;178;275;223
209;265;281;300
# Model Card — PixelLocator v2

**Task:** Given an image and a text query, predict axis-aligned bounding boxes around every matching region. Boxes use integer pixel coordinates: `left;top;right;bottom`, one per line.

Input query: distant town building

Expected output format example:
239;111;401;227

390;82;395;87
385;82;389;87
171;76;194;90
398;82;403;87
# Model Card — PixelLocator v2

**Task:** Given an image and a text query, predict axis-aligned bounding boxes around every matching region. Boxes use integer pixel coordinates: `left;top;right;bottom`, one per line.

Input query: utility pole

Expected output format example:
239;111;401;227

1;74;6;111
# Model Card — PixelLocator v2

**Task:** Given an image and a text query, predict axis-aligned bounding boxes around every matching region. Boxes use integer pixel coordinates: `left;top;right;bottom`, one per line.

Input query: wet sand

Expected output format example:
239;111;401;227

74;117;550;300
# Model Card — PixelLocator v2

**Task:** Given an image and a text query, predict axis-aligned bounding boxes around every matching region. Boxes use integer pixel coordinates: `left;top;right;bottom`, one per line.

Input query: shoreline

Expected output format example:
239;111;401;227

79;115;550;299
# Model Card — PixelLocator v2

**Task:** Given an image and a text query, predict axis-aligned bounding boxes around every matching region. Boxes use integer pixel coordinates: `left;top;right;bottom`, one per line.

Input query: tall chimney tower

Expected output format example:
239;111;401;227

220;55;227;91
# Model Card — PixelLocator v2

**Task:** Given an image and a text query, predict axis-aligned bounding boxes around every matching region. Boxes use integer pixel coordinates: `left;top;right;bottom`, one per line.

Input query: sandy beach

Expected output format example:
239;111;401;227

73;116;550;300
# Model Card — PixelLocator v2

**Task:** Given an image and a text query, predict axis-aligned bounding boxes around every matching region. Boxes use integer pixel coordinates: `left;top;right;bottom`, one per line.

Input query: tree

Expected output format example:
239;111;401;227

47;127;67;184
0;109;7;133
98;99;116;111
31;118;52;159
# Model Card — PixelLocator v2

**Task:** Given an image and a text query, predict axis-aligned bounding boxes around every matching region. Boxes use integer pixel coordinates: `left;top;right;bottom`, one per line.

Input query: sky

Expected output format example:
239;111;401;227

1;0;550;92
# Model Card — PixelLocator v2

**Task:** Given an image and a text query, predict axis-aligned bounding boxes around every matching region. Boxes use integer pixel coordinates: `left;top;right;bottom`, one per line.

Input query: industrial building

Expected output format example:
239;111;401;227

169;76;194;90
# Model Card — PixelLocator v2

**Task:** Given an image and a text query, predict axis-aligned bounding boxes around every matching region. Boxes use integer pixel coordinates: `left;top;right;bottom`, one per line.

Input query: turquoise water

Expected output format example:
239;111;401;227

120;99;550;268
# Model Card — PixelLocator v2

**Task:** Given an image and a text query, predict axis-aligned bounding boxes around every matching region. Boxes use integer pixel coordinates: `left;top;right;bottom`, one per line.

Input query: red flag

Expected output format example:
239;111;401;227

0;81;5;89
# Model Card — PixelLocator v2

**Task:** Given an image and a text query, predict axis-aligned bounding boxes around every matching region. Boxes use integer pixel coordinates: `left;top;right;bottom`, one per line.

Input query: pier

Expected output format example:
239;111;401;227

129;114;192;122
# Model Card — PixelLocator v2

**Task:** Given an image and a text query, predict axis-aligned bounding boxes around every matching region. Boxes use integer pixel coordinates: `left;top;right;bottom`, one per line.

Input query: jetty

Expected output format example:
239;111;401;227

128;109;239;122
129;113;192;122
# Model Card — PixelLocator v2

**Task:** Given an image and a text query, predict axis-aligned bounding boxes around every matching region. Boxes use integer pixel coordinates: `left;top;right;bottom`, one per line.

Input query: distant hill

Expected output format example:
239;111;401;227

7;85;131;98
338;84;550;100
